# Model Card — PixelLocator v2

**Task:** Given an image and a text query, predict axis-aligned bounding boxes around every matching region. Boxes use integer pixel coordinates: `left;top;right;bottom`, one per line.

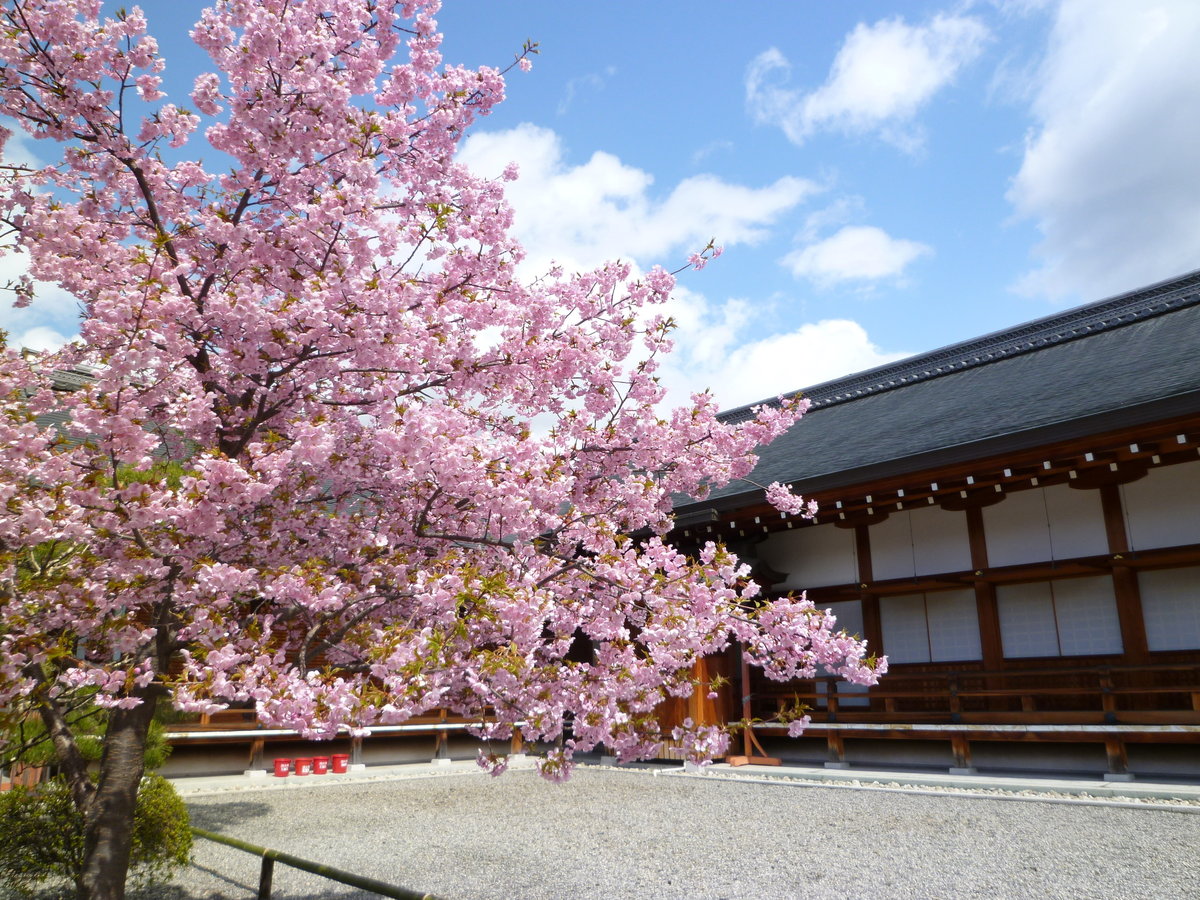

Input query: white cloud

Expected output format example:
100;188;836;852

458;124;819;273
1009;0;1200;301
783;225;932;286
0;247;81;351
10;325;72;352
658;292;908;410
746;14;988;150
0;130;83;350
557;67;616;115
458;124;908;410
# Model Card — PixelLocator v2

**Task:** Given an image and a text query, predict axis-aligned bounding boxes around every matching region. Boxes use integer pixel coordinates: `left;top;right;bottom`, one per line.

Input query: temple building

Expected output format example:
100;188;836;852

670;268;1200;780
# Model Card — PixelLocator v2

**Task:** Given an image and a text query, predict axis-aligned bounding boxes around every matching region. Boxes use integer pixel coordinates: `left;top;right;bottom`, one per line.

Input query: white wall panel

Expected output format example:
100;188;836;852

758;524;858;590
1044;483;1108;559
926;589;982;662
823;599;865;640
869;513;915;581
984;490;1052;568
1053;576;1123;656
909;506;972;575
1139;567;1200;651
819;600;869;706
879;593;929;663
997;582;1061;658
1121;459;1200;551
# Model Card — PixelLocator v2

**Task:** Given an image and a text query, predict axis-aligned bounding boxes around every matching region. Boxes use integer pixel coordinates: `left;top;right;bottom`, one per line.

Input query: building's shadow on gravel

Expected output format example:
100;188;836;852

187;799;274;830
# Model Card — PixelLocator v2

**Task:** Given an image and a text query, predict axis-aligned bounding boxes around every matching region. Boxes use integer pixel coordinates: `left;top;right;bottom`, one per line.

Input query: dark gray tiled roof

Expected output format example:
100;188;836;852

685;268;1200;511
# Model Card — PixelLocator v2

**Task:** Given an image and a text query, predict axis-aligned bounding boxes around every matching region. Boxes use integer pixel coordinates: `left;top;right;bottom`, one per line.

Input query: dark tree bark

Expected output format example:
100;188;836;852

75;691;158;900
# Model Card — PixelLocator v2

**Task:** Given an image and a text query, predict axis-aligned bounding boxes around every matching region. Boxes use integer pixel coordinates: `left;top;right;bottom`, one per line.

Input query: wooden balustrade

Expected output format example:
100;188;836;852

743;660;1200;777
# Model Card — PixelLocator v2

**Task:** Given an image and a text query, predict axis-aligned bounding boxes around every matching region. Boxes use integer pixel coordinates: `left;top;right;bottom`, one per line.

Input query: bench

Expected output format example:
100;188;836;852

165;710;520;771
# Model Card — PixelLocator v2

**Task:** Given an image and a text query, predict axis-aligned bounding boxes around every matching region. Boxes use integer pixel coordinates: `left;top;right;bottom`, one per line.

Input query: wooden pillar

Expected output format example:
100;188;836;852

965;506;1004;673
248;738;266;772
966;506;1007;714
1099;484;1149;662
950;733;974;773
855;525;882;649
826;732;847;767
1104;737;1130;777
855;524;883;715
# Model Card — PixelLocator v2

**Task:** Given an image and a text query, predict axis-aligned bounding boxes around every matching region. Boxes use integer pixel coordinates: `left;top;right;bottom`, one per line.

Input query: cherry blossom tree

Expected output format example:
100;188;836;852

0;2;884;896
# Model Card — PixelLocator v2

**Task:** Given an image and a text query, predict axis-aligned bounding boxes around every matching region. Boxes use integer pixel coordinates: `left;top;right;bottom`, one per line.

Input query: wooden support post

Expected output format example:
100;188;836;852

258;855;275;900
949;734;975;774
432;708;449;760
1099;671;1118;723
1105;737;1129;778
727;647;781;767
826;679;840;722
1099;484;1149;662
350;735;363;767
854;525;884;714
826;733;847;768
966;506;1007;710
249;738;265;772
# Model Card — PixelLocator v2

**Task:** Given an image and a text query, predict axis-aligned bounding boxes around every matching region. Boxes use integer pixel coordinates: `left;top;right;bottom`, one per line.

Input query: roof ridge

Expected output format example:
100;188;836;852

719;267;1200;424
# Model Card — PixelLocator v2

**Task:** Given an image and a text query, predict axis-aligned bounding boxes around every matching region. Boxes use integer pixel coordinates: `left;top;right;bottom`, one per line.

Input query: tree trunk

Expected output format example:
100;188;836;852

76;693;158;900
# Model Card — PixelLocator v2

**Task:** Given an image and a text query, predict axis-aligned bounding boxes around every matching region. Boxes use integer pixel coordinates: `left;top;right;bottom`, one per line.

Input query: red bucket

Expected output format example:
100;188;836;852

294;757;313;776
331;753;350;774
312;756;329;775
273;758;291;778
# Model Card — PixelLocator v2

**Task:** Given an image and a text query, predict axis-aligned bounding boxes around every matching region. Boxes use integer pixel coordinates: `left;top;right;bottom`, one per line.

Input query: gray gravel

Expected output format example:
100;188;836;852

167;767;1200;900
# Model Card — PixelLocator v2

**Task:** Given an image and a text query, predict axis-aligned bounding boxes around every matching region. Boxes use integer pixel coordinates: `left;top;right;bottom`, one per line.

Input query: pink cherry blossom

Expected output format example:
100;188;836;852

0;3;882;893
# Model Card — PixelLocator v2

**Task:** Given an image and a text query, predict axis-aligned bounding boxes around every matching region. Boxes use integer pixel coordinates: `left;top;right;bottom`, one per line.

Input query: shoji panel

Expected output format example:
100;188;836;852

925;590;982;662
879;593;930;664
1121;459;1200;551
1053;576;1123;656
823;599;865;640
820;599;869;706
1139;567;1200;651
996;582;1061;658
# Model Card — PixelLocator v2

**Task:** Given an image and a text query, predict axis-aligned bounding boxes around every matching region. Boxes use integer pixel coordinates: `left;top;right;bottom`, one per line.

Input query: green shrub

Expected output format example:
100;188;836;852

0;775;192;897
2;711;173;773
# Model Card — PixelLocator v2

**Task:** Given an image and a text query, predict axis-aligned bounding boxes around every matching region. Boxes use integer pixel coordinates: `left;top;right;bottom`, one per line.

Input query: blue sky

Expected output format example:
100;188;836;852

5;1;1200;411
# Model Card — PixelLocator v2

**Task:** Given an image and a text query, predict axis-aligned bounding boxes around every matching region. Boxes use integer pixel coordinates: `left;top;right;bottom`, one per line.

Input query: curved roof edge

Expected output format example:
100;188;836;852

719;267;1200;425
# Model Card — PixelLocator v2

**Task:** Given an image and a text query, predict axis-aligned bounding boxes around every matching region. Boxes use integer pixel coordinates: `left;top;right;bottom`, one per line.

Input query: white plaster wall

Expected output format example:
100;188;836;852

909;506;972;575
984;484;1108;568
870;508;971;581
869;513;915;581
1121;459;1200;550
1139;566;1200;651
1044;483;1108;559
757;523;858;590
984;489;1051;568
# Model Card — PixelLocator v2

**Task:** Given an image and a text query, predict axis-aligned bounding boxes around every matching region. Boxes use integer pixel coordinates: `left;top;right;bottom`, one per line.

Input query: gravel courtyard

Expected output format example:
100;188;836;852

169;768;1199;900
